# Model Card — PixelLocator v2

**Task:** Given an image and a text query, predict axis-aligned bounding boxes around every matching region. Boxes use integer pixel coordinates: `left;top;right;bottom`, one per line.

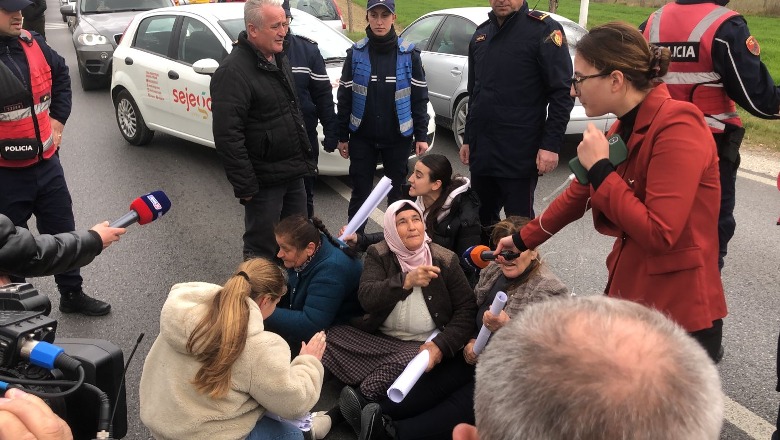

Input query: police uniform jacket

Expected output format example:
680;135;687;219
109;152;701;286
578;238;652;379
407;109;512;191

285;33;338;153
211;32;316;198
641;0;780;121
0;214;102;278
464;3;574;178
0;33;71;126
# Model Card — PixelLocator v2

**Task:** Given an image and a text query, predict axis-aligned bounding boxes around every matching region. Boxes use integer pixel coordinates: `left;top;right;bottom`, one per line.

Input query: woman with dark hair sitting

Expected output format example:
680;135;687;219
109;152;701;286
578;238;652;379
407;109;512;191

140;258;329;440
344;154;481;284
266;215;363;352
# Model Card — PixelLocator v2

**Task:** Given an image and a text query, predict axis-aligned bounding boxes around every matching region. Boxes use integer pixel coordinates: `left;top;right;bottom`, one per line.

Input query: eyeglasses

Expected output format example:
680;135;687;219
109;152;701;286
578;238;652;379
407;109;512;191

571;72;609;95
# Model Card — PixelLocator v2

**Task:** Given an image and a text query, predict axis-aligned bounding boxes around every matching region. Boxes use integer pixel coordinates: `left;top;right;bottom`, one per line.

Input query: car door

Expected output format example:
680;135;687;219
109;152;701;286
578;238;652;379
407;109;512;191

123;14;179;124
166;16;229;144
416;15;475;119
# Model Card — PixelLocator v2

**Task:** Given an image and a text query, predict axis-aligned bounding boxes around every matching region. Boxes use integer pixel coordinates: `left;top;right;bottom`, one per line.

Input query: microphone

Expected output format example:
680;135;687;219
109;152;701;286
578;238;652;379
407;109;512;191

462;245;521;269
109;191;171;228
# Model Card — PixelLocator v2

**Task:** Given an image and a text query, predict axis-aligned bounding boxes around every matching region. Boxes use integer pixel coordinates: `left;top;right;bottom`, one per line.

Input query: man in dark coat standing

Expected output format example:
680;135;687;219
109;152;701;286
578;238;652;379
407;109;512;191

211;0;316;260
21;0;44;39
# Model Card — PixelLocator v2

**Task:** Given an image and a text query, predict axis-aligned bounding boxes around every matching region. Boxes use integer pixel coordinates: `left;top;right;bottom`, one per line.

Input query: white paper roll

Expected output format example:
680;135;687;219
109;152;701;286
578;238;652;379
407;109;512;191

386;329;440;403
339;176;393;240
472;291;508;355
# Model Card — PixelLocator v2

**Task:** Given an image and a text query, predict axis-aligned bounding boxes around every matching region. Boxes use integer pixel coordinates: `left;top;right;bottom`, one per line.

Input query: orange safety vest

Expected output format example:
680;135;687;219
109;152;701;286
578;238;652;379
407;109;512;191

0;30;55;168
644;2;741;133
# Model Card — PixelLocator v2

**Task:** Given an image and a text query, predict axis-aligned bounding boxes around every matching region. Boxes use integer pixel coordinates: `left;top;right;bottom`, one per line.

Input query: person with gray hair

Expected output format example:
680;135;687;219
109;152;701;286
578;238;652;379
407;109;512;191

453;295;724;440
211;0;316;262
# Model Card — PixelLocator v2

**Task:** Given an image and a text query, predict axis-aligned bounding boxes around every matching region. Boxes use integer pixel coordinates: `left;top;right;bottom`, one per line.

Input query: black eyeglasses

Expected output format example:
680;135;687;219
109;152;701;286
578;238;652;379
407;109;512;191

571;72;609;95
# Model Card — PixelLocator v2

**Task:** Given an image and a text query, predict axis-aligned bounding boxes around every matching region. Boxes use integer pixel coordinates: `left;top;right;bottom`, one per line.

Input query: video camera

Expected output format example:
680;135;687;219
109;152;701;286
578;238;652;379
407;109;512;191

0;283;127;440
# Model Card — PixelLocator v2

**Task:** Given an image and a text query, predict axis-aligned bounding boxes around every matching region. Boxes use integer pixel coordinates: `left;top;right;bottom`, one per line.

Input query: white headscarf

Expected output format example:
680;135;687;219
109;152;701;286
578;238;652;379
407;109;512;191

383;200;433;273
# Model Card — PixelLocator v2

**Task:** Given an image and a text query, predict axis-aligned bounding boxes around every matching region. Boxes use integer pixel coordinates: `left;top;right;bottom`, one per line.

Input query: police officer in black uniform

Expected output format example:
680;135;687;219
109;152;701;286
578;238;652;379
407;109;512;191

641;0;780;270
283;0;338;218
460;0;573;241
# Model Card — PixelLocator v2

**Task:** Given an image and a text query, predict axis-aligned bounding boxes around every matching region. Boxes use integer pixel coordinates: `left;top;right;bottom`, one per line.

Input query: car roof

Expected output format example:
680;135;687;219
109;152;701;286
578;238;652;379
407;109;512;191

139;3;327;25
417;7;577;28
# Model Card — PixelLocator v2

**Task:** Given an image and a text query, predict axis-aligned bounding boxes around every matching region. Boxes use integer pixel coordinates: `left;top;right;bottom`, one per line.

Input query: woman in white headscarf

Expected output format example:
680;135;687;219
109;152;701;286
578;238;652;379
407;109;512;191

322;200;476;438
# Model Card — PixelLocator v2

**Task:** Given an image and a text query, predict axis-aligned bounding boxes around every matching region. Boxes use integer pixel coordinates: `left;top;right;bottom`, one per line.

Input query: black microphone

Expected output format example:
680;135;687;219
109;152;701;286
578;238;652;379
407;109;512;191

109;191;171;228
462;245;521;269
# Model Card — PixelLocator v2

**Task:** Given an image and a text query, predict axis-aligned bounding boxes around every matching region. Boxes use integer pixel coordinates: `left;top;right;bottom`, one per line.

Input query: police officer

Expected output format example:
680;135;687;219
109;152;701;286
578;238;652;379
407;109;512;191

283;0;338;218
460;0;573;240
336;0;430;232
0;0;112;315
642;0;780;270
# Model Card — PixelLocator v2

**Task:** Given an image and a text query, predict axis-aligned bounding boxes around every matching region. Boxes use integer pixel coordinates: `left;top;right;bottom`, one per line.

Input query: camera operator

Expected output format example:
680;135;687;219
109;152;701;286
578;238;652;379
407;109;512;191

0;388;73;440
0;213;125;285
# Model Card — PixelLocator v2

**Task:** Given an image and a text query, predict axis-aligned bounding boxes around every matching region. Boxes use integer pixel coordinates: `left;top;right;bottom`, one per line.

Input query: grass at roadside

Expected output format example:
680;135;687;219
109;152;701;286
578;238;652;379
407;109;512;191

343;0;780;150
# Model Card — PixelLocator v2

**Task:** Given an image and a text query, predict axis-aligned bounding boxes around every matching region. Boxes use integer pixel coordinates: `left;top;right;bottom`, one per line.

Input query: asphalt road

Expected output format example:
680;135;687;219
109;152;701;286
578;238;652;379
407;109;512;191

28;3;780;438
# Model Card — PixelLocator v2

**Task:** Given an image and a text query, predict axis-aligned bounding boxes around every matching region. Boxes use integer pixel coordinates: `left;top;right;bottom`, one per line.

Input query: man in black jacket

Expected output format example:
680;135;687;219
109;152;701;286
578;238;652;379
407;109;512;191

460;0;573;241
0;214;125;284
20;0;44;38
211;0;316;261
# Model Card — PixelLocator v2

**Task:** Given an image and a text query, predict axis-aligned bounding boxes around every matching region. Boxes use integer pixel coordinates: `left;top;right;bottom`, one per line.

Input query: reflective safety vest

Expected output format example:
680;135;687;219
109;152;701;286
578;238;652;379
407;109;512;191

644;2;741;132
0;30;55;168
349;37;414;137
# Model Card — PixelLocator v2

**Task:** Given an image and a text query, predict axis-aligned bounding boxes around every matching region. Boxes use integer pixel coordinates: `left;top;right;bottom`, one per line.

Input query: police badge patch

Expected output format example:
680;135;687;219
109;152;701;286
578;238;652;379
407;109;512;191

549;30;563;47
476;34;486;43
746;36;760;56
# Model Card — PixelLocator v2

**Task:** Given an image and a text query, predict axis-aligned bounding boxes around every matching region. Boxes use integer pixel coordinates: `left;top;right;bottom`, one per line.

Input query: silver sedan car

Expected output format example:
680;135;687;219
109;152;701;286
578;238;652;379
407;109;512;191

400;7;616;147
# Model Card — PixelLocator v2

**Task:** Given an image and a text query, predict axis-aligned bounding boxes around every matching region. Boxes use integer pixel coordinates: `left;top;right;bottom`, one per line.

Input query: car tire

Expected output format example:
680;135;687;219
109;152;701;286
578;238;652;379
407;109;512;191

451;95;468;149
114;90;154;146
79;66;106;91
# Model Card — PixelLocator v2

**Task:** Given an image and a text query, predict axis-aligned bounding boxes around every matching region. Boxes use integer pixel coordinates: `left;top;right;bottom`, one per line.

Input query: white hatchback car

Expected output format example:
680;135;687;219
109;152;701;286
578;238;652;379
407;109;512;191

110;3;436;176
400;7;616;147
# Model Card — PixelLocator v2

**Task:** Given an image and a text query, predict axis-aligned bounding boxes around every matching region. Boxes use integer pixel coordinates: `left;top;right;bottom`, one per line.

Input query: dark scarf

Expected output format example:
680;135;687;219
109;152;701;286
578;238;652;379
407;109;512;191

366;25;397;53
618;103;641;144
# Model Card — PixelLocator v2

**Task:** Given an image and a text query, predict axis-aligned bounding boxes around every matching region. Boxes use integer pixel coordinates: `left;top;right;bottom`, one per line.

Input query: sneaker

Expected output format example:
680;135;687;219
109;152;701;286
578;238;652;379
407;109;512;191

59;290;111;316
310;411;332;440
359;403;394;440
339;386;367;435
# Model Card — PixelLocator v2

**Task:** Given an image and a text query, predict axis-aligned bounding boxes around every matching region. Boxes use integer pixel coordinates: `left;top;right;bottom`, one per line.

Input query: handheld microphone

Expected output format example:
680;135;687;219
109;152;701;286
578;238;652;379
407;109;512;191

109;191;171;228
462;245;521;269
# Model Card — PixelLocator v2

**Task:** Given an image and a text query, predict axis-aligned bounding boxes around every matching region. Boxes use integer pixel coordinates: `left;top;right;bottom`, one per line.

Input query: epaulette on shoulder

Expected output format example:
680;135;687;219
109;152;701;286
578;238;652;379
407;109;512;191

528;10;551;21
297;35;318;46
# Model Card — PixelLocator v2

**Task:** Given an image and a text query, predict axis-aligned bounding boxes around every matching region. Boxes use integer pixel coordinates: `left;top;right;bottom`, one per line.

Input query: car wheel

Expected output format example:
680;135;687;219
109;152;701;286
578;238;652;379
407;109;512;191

451;95;469;149
79;66;106;91
114;90;154;146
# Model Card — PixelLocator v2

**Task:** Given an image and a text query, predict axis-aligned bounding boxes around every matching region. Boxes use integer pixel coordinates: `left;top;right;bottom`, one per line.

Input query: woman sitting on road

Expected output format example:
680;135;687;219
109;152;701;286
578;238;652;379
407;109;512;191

325;199;477;440
495;22;727;363
344;154;481;284
265;215;363;353
139;258;329;440
355;216;569;440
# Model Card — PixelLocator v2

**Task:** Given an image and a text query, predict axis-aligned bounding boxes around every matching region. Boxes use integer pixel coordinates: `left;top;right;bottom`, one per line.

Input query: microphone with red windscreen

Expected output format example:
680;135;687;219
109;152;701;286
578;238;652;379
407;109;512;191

109;191;171;228
462;245;521;269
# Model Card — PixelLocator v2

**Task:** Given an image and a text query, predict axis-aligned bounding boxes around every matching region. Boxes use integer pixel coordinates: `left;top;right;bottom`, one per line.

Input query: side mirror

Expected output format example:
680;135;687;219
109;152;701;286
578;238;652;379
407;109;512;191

60;3;76;16
192;58;219;75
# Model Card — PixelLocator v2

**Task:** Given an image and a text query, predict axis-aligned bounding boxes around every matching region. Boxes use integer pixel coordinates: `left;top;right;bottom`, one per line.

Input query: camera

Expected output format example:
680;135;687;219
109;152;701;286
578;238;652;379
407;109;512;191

0;284;127;440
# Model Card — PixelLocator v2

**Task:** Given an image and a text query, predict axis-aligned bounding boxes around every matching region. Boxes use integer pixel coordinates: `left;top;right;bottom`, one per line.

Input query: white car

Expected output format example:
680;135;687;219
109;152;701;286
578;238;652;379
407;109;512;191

400;7;616;147
110;3;436;176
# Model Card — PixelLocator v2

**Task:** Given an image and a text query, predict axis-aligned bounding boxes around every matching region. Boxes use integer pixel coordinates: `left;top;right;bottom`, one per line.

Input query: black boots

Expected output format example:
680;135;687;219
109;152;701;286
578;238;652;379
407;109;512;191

59;289;111;316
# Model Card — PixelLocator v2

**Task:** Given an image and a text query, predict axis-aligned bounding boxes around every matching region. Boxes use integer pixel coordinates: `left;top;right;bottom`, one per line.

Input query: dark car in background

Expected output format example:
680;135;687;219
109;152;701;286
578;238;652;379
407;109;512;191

61;0;175;90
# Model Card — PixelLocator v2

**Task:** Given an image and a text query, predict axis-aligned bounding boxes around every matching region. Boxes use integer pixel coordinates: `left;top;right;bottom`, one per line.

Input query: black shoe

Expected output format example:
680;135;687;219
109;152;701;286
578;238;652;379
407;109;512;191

59;290;111;316
339;386;367;435
359;403;394;440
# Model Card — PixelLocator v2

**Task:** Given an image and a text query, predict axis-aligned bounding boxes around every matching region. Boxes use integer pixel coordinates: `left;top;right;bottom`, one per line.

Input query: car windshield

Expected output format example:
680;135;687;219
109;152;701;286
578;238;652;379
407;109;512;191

560;21;586;57
289;0;338;21
220;13;351;60
81;0;171;14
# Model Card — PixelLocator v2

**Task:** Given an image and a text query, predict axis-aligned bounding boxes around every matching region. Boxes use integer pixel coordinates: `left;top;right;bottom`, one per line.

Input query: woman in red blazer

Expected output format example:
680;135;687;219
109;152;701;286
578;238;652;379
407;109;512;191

495;21;726;362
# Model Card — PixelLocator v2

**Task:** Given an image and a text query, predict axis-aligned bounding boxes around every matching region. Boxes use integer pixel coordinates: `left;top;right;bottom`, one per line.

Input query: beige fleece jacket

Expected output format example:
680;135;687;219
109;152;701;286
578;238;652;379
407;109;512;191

139;282;324;440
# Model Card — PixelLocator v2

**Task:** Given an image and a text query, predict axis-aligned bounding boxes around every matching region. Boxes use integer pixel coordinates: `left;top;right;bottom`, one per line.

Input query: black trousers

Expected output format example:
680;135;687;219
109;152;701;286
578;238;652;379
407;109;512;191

242;178;306;260
0;155;81;292
471;174;538;244
303;131;319;219
347;136;411;232
689;318;723;363
717;156;738;270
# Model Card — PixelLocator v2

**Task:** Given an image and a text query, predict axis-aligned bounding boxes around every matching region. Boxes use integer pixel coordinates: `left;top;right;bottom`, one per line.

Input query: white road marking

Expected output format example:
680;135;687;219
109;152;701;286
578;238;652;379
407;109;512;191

739;170;777;187
724;395;776;439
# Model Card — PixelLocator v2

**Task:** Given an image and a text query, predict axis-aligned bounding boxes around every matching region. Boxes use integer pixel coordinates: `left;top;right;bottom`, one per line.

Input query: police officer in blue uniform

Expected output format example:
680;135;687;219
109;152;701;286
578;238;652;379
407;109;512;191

283;0;338;218
460;0;573;240
642;0;780;270
336;0;429;231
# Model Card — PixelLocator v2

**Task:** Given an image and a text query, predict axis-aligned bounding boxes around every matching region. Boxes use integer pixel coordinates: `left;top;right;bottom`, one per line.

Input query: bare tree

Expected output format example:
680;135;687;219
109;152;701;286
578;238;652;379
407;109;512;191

549;0;558;13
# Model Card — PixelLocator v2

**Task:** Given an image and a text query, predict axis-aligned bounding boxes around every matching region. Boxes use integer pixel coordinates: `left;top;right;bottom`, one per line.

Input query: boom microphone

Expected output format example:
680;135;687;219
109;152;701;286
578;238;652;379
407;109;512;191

462;245;521;269
109;191;171;228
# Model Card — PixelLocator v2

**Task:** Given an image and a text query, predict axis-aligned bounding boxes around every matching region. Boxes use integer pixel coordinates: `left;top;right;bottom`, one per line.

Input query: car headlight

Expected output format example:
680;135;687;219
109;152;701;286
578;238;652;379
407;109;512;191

77;33;109;46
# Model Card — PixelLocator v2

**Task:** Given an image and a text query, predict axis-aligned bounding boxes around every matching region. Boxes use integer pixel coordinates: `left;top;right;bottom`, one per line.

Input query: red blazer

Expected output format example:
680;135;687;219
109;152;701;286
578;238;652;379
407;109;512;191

522;84;726;332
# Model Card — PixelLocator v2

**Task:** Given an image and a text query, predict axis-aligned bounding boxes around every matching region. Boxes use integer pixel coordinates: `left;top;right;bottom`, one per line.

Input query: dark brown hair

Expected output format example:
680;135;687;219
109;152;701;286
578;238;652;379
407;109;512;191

416;154;467;232
575;21;671;91
275;214;357;259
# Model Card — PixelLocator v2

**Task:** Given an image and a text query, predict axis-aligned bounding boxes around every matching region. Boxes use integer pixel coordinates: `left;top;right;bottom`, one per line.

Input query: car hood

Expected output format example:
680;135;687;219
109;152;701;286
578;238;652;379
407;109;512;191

79;11;139;37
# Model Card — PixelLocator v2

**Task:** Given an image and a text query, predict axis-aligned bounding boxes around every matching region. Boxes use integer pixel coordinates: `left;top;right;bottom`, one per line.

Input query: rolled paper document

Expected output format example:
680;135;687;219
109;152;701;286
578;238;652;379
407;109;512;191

387;329;440;403
472;291;508;355
339;176;393;241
